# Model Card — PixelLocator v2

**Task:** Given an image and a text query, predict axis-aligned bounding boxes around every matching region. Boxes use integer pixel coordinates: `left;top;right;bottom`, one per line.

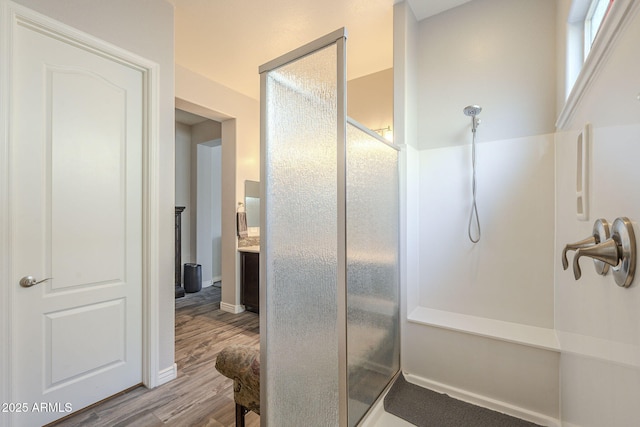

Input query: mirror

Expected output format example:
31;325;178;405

244;180;260;231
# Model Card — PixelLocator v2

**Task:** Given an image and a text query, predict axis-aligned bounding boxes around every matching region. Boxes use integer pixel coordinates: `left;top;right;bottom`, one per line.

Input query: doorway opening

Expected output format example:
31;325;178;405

175;109;222;296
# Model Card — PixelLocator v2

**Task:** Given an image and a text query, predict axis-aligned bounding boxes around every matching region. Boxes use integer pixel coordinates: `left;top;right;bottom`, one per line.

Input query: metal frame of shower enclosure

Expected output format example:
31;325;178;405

259;27;348;426
259;27;400;426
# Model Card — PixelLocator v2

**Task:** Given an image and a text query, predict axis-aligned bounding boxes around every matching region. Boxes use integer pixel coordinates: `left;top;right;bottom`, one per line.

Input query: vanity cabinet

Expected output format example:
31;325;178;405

240;251;259;313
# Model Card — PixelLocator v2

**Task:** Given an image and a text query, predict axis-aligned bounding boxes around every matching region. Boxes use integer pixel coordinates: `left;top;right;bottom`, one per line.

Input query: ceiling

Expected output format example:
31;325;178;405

168;0;472;101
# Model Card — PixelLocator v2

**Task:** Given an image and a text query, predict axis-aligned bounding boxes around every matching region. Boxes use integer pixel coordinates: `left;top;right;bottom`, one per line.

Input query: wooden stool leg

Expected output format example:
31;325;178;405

235;403;247;427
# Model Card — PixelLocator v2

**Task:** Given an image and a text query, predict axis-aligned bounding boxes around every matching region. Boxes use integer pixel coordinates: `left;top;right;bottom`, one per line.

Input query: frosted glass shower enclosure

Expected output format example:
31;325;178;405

260;28;399;426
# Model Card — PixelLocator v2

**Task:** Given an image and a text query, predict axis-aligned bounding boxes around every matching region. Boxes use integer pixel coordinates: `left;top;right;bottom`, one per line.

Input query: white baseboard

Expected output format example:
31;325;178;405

157;363;177;386
404;373;561;427
220;301;245;314
201;276;222;289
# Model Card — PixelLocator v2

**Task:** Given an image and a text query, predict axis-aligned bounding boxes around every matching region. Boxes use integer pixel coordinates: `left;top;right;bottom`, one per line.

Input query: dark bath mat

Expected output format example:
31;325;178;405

383;374;542;427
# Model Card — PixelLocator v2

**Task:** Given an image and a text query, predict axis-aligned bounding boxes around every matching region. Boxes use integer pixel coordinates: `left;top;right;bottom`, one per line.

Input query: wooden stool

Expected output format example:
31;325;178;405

215;345;260;426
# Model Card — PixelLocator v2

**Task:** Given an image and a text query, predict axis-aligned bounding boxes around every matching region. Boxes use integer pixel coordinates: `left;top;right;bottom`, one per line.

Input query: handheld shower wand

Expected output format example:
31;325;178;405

464;105;482;133
463;105;482;243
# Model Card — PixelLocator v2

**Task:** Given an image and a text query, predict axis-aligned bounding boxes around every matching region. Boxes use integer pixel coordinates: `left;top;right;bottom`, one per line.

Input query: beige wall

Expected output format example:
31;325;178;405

175;65;260;312
347;68;393;133
175;64;393;312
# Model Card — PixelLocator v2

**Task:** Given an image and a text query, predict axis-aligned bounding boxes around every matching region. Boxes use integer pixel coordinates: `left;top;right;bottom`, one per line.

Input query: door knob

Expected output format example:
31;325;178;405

19;276;52;288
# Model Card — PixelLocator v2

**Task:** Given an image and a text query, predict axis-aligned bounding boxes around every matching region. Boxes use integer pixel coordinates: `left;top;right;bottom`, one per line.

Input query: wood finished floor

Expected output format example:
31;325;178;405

51;285;260;427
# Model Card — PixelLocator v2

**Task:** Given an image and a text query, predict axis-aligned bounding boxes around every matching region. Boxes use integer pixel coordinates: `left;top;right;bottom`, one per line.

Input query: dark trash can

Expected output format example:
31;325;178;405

184;263;202;293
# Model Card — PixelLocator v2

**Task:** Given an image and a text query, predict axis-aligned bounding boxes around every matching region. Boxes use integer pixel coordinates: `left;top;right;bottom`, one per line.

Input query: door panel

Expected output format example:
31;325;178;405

46;299;126;386
49;68;128;290
10;15;143;426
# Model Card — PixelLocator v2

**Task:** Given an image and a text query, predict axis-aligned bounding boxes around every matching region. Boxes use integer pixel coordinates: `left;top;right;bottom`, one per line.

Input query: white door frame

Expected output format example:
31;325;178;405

0;0;161;414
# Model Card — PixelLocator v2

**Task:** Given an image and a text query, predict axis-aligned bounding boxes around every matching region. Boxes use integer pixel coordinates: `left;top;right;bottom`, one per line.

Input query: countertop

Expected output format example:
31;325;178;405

238;245;260;253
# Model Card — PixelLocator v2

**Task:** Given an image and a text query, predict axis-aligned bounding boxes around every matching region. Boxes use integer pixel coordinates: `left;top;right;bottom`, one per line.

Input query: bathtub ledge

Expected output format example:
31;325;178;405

408;306;560;352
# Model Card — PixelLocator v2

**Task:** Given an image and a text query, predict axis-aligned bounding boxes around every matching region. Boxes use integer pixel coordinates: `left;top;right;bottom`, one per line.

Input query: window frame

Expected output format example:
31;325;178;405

584;0;612;58
557;0;637;129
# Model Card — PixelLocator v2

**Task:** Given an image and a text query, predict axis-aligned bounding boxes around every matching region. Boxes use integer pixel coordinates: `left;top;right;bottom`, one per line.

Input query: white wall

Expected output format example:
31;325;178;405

175;119;222;288
8;0;176;377
196;143;222;285
555;2;640;425
393;0;420;376
210;145;222;282
192;120;222;144
417;0;557;149
396;0;560;422
418;135;555;326
192;120;222;287
175;122;194;274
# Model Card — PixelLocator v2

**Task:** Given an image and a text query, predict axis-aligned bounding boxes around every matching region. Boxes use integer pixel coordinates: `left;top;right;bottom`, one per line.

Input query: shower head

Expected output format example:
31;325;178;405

463;105;482;117
464;105;482;133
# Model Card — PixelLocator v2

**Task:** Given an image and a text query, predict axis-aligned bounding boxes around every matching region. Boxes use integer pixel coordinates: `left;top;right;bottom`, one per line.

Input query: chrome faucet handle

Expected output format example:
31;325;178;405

573;239;619;280
573;217;636;287
562;218;610;274
562;236;596;270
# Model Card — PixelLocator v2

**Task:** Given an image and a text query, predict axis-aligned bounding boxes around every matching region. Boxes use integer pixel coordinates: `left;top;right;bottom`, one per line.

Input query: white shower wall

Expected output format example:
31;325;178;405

416;0;557;149
396;0;640;423
418;134;555;327
396;0;560;422
404;133;560;422
555;125;640;427
554;1;640;424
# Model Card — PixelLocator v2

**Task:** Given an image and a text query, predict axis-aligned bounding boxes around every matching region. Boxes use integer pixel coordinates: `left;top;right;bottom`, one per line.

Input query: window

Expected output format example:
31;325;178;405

584;0;613;58
562;0;616;102
558;0;635;128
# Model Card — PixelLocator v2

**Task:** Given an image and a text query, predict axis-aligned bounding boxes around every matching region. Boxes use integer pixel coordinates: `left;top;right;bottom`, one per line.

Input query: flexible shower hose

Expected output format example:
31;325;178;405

468;126;481;243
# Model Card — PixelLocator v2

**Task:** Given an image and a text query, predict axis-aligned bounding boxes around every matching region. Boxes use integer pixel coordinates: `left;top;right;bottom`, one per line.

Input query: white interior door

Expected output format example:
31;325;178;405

9;14;144;427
